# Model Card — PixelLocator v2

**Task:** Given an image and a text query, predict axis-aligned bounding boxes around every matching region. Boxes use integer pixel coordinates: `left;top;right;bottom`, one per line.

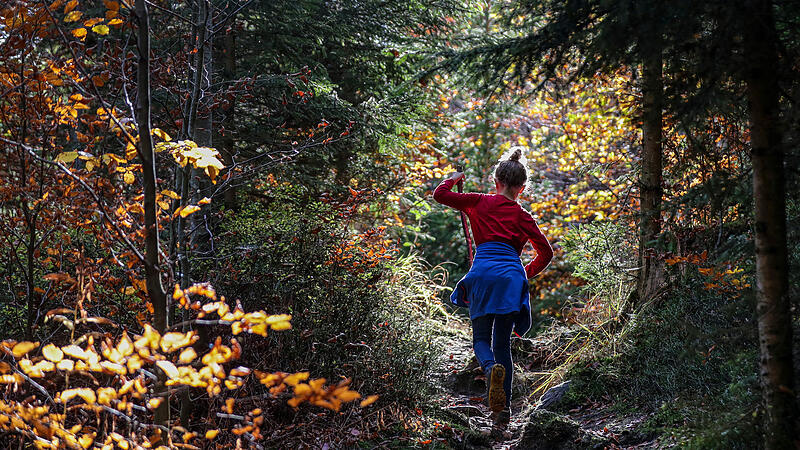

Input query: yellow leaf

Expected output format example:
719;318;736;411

77;388;97;404
155;360;179;378
284;372;309;386
161;189;180;200
92;24;110;35
126;355;143;372
108;18;123;26
78;433;94;449
205;429;219;439
60;388;96;405
62;345;90;360
29;360;56;375
100;360;126;376
229;366;250;377
147;398;163;410
360;394;379;407
117;332;134;357
123;171;135;184
159;331;197;353
179;205;200;218
135;324;161;350
12;341;38;358
198;197;211;205
152;128;171;141
178;347;196;364
270;321;291;331
97;387;116;405
123;286;136;295
56;359;75;371
42;343;64;363
64;10;82;22
293;383;311;396
182;432;197;442
337;390;360;402
55;151;79;163
126;141;137;159
249;322;268;336
265;314;291;324
72;27;87;39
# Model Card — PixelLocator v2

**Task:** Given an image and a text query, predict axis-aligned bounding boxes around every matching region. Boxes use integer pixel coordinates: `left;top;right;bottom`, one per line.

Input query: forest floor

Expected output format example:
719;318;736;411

429;318;661;450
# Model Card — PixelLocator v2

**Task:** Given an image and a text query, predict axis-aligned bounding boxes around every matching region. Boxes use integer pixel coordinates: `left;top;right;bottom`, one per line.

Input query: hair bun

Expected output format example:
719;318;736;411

510;148;522;162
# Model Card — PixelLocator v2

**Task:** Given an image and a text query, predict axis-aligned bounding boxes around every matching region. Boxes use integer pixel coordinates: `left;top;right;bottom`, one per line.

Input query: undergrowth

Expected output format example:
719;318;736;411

523;222;766;448
201;187;451;421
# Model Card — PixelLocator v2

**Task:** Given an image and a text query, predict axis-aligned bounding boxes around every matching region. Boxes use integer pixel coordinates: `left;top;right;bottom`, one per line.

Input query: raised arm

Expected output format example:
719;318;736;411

520;211;553;278
433;176;481;211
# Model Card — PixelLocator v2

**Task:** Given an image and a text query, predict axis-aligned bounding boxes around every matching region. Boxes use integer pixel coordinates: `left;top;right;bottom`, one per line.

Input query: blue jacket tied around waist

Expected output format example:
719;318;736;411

451;242;532;335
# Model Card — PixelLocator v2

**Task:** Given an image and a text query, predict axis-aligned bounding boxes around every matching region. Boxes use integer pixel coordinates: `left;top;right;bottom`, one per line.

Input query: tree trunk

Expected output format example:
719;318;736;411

134;0;169;429
220;9;237;211
134;0;167;333
743;0;797;447
636;40;664;306
179;0;214;426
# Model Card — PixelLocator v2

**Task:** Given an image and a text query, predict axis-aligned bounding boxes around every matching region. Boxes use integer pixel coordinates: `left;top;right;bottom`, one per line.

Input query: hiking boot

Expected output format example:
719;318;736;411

487;364;506;413
492;407;511;428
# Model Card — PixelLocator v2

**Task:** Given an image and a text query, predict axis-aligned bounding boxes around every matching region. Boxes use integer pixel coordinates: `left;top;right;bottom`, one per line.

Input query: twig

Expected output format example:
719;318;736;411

0;137;146;264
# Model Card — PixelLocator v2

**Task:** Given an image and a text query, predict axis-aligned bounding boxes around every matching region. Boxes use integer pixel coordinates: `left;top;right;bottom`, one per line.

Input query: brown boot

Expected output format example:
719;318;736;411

487;364;506;413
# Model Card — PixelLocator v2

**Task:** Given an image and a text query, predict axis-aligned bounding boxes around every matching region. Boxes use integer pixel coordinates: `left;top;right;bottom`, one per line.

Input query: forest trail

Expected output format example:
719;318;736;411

431;319;657;449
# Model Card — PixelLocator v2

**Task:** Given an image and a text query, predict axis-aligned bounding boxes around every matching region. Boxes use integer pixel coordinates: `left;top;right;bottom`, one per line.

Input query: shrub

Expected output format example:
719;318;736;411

203;186;444;403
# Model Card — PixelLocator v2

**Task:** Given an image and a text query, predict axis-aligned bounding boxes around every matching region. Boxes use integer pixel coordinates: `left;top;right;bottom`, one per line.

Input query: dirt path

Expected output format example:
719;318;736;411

432;319;656;449
432;319;532;449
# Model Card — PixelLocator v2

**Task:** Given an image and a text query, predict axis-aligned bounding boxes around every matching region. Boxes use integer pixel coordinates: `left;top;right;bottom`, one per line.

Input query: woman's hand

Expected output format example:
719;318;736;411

448;171;465;183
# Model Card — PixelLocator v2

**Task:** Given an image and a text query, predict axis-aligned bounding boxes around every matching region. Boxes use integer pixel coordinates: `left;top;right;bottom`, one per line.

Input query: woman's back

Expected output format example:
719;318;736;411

433;179;552;277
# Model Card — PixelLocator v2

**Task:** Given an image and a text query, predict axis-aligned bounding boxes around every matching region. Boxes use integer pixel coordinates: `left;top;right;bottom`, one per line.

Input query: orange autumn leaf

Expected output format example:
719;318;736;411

72;27;87;39
64;0;78;13
12;341;38;358
178;205;201;218
360;394;379;407
60;388;97;405
83;17;103;27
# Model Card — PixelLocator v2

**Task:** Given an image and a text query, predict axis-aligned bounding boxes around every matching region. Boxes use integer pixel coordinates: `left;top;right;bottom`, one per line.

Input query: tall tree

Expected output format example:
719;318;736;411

638;31;664;305
742;0;796;446
134;0;167;334
134;0;170;429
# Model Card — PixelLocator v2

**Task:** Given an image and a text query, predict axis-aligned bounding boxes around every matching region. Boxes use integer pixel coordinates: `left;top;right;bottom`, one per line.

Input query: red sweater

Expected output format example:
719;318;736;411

433;178;553;278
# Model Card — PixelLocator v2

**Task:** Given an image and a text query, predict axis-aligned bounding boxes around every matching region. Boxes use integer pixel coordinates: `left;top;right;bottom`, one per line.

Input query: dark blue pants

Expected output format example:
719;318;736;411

471;313;514;406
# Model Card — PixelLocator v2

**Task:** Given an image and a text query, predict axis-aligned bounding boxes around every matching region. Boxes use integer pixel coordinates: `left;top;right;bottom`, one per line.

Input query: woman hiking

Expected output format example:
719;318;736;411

433;147;553;425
